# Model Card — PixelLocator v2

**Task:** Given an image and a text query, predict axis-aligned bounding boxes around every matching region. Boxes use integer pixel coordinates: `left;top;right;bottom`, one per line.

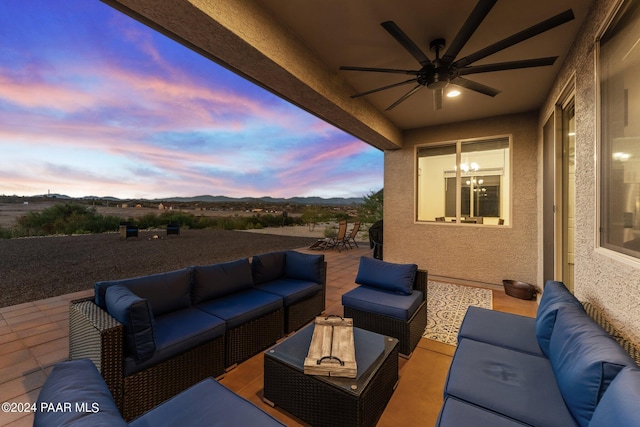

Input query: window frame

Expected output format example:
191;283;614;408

414;134;512;226
597;0;640;262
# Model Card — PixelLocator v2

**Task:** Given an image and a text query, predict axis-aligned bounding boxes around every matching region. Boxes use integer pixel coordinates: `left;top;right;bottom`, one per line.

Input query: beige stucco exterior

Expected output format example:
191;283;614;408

385;112;538;288
539;0;640;344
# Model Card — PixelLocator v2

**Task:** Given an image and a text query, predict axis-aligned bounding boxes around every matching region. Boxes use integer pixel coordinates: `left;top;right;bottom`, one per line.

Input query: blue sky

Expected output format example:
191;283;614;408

0;0;383;199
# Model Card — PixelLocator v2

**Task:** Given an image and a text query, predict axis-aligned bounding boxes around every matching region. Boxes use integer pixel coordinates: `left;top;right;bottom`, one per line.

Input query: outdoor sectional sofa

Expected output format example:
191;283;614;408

437;280;640;427
69;250;326;421
34;358;285;427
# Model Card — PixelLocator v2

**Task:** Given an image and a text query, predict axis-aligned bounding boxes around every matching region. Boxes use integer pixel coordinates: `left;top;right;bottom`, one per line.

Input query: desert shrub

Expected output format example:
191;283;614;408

15;203;122;236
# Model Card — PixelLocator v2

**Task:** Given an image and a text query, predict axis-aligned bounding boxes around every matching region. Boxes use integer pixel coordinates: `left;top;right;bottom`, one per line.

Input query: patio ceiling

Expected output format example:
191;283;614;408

101;0;592;150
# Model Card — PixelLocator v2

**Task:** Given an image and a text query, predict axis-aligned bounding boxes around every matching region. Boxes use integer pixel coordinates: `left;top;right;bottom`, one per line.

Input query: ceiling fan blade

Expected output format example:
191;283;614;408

385;84;424;111
350;78;419;98
453;9;575;68
457;56;558;75
381;21;431;65
442;0;497;64
433;89;443;111
451;77;501;97
340;65;419;75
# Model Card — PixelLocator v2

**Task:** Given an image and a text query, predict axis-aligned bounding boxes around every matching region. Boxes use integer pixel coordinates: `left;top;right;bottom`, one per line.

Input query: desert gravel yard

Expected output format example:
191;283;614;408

0;229;317;308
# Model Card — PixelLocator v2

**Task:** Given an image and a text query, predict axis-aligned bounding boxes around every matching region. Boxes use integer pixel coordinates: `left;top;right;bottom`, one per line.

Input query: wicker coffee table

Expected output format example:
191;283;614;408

263;323;399;427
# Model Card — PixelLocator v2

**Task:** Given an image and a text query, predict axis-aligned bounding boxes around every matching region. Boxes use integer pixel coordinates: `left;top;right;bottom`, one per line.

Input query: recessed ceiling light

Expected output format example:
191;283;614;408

447;90;461;98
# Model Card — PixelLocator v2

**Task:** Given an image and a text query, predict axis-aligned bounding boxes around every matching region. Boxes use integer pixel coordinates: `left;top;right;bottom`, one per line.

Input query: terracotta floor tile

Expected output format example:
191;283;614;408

0;358;40;384
0;369;47;402
0;339;25;357
4;311;46;327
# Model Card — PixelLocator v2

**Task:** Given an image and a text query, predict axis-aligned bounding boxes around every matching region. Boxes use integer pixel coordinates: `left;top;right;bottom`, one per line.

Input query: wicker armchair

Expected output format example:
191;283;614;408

342;260;427;358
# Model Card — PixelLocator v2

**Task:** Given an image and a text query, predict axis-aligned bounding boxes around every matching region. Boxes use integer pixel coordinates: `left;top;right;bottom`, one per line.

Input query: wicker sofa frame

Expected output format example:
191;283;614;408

69;297;226;421
343;269;428;358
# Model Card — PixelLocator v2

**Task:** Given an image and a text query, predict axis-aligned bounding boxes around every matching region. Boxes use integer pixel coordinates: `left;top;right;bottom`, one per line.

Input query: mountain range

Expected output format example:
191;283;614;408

32;194;364;206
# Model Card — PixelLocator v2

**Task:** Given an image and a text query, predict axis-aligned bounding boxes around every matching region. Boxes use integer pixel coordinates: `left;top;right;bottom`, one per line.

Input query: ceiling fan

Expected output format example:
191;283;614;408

339;0;574;111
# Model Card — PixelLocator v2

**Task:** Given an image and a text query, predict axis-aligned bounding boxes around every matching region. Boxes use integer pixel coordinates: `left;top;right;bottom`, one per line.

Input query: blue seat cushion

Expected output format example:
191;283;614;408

192;258;253;303
535;280;583;356
355;257;417;295
590;366;640;427
35;359;127;427
95;268;192;316
285;250;324;283
124;307;225;377
445;338;578;427
252;251;286;284
437;396;529;427
342;285;424;321
105;285;156;361
129;378;285;427
457;306;544;357
255;278;322;306
548;303;635;427
196;289;283;329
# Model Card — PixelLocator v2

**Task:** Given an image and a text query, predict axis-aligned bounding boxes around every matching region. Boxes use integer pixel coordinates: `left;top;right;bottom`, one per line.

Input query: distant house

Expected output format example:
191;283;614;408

158;203;165;210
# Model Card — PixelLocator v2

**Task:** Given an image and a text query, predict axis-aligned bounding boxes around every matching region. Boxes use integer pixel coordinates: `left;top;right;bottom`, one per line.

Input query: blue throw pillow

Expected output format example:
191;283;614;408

105;285;156;360
535;280;582;356
252;251;287;284
548;303;635;427
285;251;324;283
589;366;640;427
192;258;254;303
355;257;417;295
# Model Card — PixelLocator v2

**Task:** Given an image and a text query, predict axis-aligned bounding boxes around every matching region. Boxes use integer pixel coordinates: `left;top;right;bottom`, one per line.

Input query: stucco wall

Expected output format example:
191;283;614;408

540;0;640;345
384;112;539;287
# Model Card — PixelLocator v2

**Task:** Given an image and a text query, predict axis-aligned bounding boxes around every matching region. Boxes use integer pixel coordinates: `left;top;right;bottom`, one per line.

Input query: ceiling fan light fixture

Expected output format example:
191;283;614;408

447;89;461;97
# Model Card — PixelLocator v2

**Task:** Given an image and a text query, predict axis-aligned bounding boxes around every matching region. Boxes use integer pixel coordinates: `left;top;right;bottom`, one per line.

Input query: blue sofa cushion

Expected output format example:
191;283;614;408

342;285;424;321
252;251;287;284
105;285;155;361
437;396;529;427
535;280;582;356
285;250;324;283
548;303;635;427
256;278;322;306
445;338;579;427
123;307;225;376
95;268;192;316
34;359;127;427
129;378;285;427
192;258;253;303
354;257;416;295
457;306;544;357
196;288;283;329
589;366;640;427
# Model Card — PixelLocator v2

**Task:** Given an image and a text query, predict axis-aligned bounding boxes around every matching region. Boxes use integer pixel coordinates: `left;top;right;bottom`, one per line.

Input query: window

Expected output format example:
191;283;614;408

599;0;640;259
416;137;510;225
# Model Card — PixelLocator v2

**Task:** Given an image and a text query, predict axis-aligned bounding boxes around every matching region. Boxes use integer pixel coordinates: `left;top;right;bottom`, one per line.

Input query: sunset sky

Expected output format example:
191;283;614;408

0;1;383;200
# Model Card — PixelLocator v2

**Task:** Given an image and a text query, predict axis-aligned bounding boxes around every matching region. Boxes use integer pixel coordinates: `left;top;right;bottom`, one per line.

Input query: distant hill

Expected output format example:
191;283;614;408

154;195;363;206
27;194;363;206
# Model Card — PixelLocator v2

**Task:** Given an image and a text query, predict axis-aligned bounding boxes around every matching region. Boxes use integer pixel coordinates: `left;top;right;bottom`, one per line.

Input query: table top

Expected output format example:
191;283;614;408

265;323;398;396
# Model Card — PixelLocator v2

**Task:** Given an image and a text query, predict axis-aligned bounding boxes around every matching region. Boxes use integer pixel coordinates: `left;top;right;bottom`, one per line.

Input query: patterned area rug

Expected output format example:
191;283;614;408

423;281;493;346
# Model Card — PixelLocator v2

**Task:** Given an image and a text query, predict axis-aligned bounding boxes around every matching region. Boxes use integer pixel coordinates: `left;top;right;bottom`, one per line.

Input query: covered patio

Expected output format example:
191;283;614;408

0;245;536;426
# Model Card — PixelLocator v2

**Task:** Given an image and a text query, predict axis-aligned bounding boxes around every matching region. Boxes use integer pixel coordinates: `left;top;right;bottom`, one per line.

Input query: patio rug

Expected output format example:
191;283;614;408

423;281;493;346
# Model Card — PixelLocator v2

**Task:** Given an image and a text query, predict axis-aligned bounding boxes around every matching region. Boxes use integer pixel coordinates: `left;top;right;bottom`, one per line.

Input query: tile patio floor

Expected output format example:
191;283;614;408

0;244;537;426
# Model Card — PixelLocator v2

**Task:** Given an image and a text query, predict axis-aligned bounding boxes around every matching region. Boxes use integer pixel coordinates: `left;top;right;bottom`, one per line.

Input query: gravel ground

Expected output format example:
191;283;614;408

0;229;318;308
